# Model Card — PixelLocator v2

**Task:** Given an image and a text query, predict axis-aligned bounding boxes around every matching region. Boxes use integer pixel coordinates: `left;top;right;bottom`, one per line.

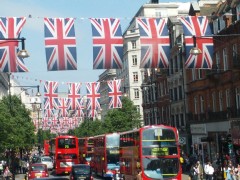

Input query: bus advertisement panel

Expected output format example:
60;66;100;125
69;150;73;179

93;133;120;178
78;137;94;168
50;135;79;175
43;140;50;156
120;125;181;180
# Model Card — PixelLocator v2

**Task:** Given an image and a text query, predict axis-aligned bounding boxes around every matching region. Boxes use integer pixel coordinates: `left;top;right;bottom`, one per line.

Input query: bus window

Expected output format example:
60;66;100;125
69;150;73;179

58;138;76;148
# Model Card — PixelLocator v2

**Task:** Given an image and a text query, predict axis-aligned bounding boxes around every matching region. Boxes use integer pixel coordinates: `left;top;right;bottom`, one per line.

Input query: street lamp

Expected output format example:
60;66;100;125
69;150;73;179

189;35;202;55
0;37;30;58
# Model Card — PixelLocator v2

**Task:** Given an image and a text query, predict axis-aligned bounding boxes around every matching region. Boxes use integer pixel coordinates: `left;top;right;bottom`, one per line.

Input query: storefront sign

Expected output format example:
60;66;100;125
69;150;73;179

190;124;207;134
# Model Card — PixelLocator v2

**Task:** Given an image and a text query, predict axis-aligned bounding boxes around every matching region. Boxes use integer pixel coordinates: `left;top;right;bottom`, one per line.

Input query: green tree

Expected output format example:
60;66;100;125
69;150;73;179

103;97;142;133
0;95;36;154
71;97;142;137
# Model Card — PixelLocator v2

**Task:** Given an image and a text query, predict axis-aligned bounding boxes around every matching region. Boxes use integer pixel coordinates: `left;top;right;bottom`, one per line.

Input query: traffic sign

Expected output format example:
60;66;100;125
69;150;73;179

179;137;186;145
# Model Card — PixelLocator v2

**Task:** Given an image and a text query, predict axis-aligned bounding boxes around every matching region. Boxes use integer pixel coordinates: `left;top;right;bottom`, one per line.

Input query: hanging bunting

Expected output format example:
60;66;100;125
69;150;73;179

137;17;170;68
180;16;213;69
43;109;55;117
86;82;101;118
107;79;122;109
44;17;77;71
67;82;81;110
57;97;69;117
0;17;28;72
72;97;85;118
90;18;123;69
44;81;59;109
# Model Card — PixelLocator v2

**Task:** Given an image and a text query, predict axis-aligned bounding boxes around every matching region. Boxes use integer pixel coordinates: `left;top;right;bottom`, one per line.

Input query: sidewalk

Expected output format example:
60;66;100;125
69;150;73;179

182;173;190;180
15;174;25;180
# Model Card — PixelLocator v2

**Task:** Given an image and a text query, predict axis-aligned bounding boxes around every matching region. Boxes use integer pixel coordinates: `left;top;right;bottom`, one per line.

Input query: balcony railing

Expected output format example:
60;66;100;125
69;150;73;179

206;65;222;79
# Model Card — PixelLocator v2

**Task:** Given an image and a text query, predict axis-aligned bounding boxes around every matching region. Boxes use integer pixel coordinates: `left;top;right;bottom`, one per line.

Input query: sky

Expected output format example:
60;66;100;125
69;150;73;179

0;0;193;94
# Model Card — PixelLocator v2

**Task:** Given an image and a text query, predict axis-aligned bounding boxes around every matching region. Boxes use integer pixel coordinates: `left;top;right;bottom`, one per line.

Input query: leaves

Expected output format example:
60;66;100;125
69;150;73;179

70;97;142;137
0;95;36;153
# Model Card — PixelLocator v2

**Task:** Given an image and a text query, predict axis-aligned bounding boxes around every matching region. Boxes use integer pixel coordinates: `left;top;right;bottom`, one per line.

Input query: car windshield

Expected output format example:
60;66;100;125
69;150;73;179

73;166;90;174
42;157;52;162
31;165;45;171
107;163;120;170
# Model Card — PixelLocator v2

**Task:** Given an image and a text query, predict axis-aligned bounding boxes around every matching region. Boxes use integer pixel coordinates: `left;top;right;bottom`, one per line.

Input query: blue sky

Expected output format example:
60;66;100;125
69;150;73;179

1;0;193;94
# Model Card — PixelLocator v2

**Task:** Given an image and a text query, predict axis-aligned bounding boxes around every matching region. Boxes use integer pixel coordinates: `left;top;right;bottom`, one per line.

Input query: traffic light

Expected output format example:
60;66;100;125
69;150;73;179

227;134;233;154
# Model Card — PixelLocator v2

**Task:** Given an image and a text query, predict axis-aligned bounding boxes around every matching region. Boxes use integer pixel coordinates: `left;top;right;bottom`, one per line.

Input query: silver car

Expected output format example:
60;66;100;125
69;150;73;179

37;156;54;171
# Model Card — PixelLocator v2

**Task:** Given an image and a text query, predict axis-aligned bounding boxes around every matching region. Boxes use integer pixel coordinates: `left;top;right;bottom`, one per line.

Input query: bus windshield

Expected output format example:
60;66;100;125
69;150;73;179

142;128;178;156
143;158;179;179
58;138;76;148
106;134;120;166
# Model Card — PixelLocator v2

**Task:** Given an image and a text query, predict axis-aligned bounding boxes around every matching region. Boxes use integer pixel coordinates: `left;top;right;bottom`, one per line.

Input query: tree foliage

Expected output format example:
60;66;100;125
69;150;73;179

0;95;36;154
71;97;142;137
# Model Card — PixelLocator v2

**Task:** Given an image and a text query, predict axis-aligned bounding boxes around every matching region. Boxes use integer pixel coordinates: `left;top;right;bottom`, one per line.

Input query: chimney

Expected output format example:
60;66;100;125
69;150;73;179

151;0;159;3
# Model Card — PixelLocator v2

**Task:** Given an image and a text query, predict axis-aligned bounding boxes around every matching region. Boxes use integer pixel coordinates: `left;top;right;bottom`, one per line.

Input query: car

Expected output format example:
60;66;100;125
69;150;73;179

32;178;68;180
26;163;49;180
69;164;93;180
36;156;54;171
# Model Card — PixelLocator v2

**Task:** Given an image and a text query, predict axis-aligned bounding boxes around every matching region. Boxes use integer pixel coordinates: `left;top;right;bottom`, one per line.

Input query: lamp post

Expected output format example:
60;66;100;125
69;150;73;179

0;37;30;58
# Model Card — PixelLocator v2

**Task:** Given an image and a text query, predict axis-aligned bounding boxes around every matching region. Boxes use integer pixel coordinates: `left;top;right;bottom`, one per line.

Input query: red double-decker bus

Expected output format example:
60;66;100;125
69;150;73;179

92;133;120;178
43;140;50;156
78;137;94;168
49;135;79;175
119;125;181;180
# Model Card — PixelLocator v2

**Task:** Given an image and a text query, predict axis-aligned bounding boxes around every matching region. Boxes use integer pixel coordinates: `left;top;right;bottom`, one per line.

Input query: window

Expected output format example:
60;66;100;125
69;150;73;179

136;105;140;112
134;88;139;99
219;91;223;111
194;96;198;114
132;55;137;66
198;69;203;79
131;40;136;49
236;88;240;109
192;69;196;81
216;51;220;71
226;89;231;108
200;96;204;113
133;72;138;82
212;92;216;112
223;48;228;71
179;86;182;100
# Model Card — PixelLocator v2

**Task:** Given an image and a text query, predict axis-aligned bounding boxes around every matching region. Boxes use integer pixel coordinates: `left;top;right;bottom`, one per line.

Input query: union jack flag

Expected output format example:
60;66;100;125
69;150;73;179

44;17;77;71
43;109;54;117
90;18;123;69
44;81;59;109
0;17;28;72
67;83;81;110
58;98;69;117
72;97;84;118
86;82;101;118
137;18;170;68
180;16;213;69
108;79;122;109
62;117;70;127
42;118;51;129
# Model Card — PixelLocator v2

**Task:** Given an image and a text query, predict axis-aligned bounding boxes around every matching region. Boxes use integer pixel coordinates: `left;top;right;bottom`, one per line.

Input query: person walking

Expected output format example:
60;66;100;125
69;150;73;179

190;163;199;180
197;161;203;180
3;166;12;180
204;161;210;180
207;163;215;180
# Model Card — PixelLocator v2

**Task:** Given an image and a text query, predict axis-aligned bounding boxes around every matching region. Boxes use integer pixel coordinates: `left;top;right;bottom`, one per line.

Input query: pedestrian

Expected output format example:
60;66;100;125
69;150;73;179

197;161;203;180
204;161;210;180
207;163;215;180
3;166;12;180
190;163;199;180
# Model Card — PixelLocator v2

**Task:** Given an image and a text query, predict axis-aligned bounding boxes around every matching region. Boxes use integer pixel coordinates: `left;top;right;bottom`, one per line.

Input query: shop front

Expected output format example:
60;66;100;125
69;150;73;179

190;121;230;165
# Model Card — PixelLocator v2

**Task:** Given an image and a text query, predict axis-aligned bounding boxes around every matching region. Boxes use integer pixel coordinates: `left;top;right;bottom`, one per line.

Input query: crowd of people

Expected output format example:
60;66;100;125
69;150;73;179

180;153;240;180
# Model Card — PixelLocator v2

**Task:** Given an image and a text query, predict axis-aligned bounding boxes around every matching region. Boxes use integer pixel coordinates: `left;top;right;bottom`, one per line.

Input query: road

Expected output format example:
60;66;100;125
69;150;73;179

14;173;190;180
